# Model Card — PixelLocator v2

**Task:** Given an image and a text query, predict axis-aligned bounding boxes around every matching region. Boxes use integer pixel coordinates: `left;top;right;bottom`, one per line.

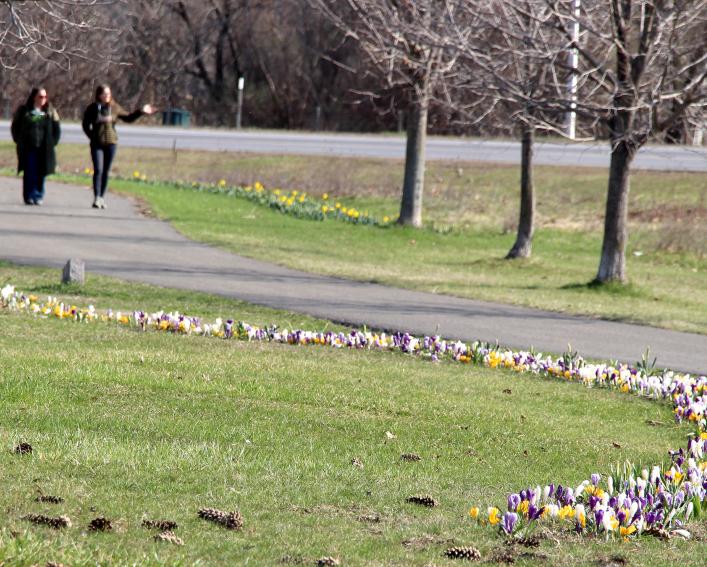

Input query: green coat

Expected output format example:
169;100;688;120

11;105;61;176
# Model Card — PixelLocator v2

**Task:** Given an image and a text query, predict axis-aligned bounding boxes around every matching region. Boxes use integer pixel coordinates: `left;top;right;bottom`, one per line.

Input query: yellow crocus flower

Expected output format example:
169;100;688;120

488;507;501;525
469;506;479;520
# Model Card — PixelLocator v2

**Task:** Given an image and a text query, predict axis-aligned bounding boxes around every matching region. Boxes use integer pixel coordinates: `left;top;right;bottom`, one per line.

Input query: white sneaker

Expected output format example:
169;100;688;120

99;197;107;209
92;198;100;208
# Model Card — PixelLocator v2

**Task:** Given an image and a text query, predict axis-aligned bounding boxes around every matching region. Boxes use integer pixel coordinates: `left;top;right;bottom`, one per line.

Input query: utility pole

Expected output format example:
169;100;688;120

236;76;245;129
566;0;580;139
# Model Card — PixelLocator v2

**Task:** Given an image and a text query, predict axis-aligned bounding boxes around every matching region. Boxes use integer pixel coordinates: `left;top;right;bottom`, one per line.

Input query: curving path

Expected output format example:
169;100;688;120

1;178;705;374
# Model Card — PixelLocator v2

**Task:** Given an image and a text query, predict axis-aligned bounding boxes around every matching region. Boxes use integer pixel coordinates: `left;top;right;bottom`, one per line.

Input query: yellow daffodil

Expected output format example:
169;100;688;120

322;193;329;200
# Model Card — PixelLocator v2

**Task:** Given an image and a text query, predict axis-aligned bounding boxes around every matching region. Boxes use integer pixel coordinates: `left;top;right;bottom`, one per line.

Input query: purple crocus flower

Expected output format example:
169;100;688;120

501;512;518;535
591;473;601;486
508;493;521;512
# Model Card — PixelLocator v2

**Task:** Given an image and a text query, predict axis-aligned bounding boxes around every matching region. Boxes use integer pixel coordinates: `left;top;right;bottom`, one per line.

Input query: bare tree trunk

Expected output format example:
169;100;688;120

506;125;535;258
595;141;635;283
398;99;428;227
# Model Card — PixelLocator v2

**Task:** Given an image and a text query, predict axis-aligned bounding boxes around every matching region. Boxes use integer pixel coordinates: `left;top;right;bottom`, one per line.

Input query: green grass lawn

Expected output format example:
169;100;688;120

0;143;705;335
1;265;705;566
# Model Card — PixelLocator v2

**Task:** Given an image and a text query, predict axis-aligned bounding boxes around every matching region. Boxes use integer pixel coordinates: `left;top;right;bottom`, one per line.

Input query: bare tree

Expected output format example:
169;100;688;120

311;0;463;227
449;1;570;259
0;0;104;70
542;0;706;283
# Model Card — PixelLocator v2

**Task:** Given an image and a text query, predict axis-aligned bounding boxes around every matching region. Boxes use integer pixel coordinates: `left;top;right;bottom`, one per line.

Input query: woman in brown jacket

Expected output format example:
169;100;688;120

82;85;155;209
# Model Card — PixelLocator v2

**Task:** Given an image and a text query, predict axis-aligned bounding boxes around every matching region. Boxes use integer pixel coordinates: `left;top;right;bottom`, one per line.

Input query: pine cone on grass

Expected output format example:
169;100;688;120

406;495;438;508
142;519;178;531
316;557;340;566
35;495;64;504
400;453;421;462
154;530;184;546
14;442;33;455
198;507;244;530
444;546;481;561
22;514;71;529
88;517;113;532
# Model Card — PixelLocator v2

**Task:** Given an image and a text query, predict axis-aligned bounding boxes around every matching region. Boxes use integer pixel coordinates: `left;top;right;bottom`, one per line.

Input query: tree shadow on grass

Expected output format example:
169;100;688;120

561;280;650;299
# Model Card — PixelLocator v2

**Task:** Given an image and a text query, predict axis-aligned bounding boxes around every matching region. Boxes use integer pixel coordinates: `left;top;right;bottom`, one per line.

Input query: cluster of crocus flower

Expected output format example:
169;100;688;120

2;283;705;539
469;443;706;540
89;168;392;227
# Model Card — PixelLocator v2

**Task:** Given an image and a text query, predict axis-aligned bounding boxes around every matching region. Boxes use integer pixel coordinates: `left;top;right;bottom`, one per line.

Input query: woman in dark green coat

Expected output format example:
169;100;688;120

10;87;61;206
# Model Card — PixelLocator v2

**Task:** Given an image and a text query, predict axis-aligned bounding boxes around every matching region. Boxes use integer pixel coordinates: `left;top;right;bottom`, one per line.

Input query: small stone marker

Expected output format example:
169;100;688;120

62;259;85;285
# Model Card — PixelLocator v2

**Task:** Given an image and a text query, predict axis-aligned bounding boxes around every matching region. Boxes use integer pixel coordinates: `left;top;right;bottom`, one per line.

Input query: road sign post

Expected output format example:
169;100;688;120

236;77;245;130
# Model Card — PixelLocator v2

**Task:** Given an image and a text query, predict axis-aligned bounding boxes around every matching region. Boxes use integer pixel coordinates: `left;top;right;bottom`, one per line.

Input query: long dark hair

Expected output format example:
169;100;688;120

94;84;112;104
25;87;48;111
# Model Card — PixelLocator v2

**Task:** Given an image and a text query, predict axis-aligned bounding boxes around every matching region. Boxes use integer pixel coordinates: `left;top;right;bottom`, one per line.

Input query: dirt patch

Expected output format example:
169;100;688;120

628;205;707;223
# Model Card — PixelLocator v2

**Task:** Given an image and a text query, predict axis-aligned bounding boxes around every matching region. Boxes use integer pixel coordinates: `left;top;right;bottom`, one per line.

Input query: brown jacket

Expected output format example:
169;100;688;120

82;101;143;145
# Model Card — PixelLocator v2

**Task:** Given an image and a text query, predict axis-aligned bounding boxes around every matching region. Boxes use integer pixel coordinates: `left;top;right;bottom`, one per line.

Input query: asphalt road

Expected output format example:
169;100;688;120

1;179;705;374
1;121;706;171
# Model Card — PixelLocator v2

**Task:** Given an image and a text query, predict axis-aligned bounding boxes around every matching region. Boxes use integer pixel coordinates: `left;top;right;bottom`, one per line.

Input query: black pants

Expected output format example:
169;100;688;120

91;144;117;198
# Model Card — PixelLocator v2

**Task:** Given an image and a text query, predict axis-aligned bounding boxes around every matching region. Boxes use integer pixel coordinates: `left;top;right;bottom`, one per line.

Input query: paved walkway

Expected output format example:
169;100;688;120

1;178;705;374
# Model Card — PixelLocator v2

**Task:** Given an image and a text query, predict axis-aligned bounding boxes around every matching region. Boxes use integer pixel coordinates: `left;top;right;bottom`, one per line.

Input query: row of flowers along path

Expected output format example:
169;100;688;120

1;284;705;541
